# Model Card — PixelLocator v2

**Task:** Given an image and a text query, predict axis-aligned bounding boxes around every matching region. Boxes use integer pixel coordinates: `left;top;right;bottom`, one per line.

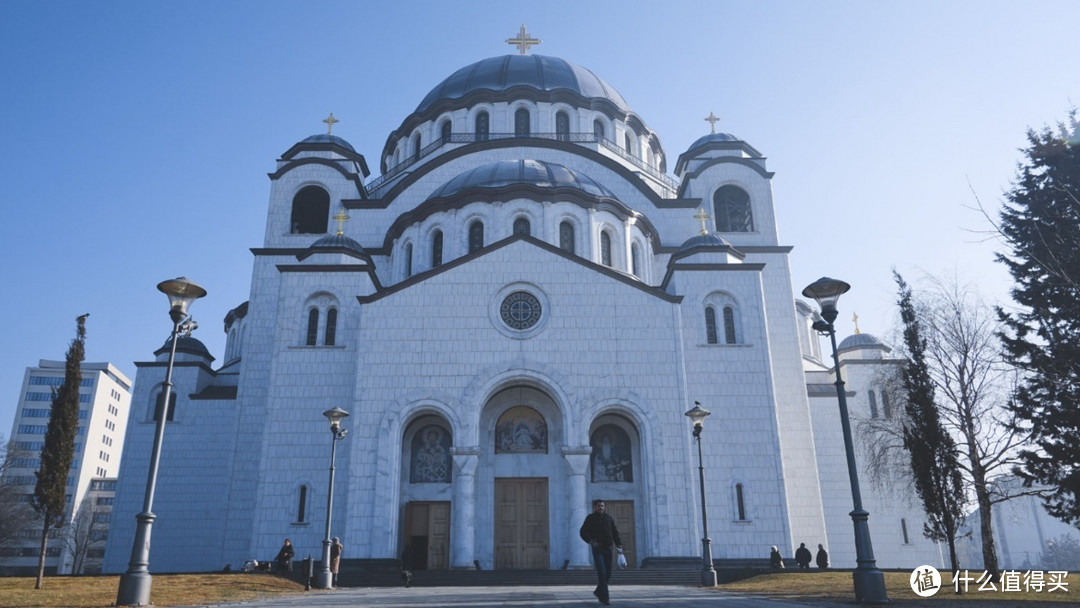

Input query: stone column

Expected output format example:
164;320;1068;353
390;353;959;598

450;447;479;569
563;446;592;568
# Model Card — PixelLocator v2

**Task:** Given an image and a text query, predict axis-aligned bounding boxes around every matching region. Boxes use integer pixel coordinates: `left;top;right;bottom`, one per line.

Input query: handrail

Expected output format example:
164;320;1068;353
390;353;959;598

365;132;679;196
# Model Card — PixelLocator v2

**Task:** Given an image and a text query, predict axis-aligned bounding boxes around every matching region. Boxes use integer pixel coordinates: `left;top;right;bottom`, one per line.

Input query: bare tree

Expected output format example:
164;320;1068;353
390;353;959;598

63;495;108;575
0;437;35;555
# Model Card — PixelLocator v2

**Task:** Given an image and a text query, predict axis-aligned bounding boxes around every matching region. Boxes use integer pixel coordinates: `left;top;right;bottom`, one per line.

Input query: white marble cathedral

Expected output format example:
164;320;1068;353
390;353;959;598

104;33;943;574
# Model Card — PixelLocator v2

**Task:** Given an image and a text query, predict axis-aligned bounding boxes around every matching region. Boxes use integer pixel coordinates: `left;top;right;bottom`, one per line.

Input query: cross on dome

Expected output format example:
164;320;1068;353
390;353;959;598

693;208;711;235
853;312;861;334
704;111;720;134
323;113;339;135
506;24;541;55
333;208;350;236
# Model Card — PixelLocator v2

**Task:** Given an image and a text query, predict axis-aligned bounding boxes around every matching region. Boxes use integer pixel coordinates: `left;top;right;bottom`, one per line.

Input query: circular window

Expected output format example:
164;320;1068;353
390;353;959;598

500;291;542;330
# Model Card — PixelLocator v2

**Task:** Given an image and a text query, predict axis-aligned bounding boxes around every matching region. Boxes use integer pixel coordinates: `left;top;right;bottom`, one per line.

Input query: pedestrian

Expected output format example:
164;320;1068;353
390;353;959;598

794;542;811;569
330;537;344;587
579;499;623;606
816;543;829;569
769;545;785;569
275;538;295;575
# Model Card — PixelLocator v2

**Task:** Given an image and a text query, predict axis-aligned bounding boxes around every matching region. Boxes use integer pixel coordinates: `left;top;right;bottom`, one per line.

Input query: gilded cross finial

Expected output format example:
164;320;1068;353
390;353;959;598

506;24;541;55
693;208;711;236
704;111;720;134
853;312;861;334
323;113;339;135
333;208;350;236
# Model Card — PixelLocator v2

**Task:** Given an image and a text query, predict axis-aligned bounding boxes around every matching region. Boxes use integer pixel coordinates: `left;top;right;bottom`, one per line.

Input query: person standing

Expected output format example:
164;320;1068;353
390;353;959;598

816;544;829;569
330;537;344;587
275;538;295;575
579;499;622;606
794;542;811;569
769;545;785;569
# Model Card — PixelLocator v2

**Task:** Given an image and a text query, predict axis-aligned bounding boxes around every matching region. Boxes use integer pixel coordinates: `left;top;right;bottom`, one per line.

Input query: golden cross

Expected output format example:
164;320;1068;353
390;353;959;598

333;208;350;236
506;24;541;55
704;112;720;134
852;312;861;334
693;208;711;235
323;113;339;135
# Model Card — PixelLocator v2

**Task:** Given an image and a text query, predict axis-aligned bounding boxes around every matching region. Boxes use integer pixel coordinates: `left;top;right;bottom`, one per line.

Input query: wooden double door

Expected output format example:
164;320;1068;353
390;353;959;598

605;500;636;569
403;501;450;570
494;478;549;569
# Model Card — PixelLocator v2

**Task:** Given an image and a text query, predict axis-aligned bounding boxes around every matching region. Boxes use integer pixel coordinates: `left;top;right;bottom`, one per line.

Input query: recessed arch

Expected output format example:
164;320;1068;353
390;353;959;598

290;185;330;234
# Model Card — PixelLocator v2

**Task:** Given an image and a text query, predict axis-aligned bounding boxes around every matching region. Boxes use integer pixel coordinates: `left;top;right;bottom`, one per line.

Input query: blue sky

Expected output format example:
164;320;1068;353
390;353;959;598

1;1;1077;436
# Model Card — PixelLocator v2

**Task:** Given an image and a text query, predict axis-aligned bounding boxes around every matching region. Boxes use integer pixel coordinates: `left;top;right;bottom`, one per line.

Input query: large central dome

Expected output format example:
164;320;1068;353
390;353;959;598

414;54;630;114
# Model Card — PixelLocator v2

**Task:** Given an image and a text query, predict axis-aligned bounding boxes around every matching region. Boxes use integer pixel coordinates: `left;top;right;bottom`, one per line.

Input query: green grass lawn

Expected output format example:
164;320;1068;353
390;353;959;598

716;571;1077;606
0;573;306;608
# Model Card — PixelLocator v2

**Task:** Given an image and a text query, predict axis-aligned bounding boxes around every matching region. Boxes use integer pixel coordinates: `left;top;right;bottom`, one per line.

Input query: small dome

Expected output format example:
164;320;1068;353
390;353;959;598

838;333;887;352
427;159;617;201
155;335;213;360
415;55;629;115
309;234;367;256
687;132;743;150
677;233;732;252
300;133;356;153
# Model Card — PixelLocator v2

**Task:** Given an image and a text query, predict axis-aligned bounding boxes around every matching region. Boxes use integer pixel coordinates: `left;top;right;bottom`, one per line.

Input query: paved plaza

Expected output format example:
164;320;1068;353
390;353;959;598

184;585;823;608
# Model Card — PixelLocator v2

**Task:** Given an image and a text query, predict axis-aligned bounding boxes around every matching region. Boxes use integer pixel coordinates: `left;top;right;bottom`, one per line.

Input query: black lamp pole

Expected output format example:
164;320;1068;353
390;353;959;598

803;277;888;604
314;407;348;589
685;402;717;587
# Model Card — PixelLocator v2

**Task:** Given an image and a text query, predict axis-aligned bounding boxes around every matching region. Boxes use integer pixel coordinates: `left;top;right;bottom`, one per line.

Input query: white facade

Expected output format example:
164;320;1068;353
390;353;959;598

103;52;940;574
1;360;131;575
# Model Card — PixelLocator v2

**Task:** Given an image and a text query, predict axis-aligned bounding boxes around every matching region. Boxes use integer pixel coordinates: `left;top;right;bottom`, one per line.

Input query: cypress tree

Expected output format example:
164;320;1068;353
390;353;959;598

31;314;87;588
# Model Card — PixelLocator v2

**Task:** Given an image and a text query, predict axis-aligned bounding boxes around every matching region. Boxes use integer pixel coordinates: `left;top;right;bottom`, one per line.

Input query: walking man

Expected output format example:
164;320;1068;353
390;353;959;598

580;499;622;606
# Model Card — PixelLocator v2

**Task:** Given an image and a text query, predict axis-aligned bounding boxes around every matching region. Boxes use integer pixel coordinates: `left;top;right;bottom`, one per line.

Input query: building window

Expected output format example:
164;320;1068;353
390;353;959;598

713;185;754;232
297;485;308;523
723;306;737;344
324;308;337;346
555;111;570;141
405;243;413;277
431;230;443;267
736;483;747;520
901;518;910;544
468;221;484;253
475;111;489;142
495;406;547;453
513;217;531;236
410;425;452;483
593;119;605;140
153;390;176;422
882;391;893;418
515;108;530;137
411;133;421;163
631;243;641;277
440;120;451;144
290;185;330;234
868;390;879;418
306;308;319;346
600;231;612;267
624;134;632;155
559;221;575;254
95;496;114;506
705;307;718;345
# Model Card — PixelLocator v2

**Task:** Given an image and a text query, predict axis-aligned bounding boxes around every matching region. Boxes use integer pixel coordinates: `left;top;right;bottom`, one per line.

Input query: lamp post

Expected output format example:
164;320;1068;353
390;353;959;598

314;406;349;589
685;402;718;587
117;277;206;607
802;277;888;604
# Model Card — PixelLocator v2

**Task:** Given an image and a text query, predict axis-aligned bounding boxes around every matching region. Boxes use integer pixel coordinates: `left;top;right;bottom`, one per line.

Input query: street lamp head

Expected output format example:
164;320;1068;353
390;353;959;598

801;277;850;324
323;407;350;431
685;401;711;434
157;277;207;321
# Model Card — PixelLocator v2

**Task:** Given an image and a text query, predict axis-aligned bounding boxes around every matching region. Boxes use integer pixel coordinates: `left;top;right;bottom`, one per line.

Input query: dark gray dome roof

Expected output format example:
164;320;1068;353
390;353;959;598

310;234;367;255
427;159;617;200
678;233;732;251
687;133;743;152
838;333;888;351
155;335;213;359
415;55;629;114
300;133;356;153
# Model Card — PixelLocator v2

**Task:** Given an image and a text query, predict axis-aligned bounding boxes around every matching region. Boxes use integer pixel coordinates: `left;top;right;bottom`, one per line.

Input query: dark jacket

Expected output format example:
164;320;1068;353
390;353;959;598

275;542;295;568
795;545;812;567
580;512;622;549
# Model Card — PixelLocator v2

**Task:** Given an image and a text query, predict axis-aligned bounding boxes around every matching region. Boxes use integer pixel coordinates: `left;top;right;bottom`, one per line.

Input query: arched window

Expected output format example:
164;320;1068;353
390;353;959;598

736;483;747;520
515;108;530;137
713;185;754;232
495;406;547;453
411;133;421;163
440;121;451;144
590;424;633;482
468;221;484;253
593;119;605;140
723;306;737;344
513;217;531;236
475;111;489;142
405;243;413;277
868;390;879;418
559;221;575;254
410;425;452;483
882;391;893;419
431;230;443;267
296;485;308;523
306;308;319;346
153;390;176;422
290;186;330;234
324;308;338;346
600;231;612;267
705;307;718;345
631;243;641;277
556;111;570;141
624;134;632;155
